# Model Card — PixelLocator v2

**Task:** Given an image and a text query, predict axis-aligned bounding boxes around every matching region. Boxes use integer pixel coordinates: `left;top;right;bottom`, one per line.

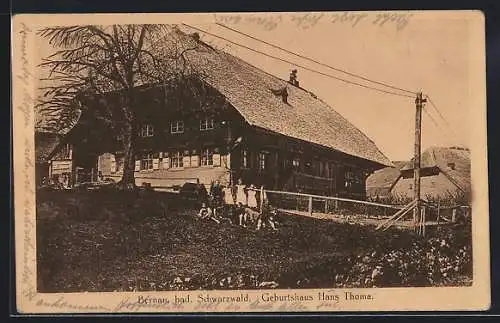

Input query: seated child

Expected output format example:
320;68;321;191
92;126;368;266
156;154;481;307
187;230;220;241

197;203;220;224
256;205;279;231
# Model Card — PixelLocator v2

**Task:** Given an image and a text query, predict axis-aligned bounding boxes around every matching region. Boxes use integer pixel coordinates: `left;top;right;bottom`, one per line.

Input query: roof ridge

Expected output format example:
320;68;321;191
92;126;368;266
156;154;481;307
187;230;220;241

185;31;392;167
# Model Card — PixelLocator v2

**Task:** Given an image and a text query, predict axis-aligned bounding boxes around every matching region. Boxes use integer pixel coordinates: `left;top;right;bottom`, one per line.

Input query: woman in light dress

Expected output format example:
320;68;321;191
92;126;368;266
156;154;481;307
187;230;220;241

247;184;258;209
235;178;248;206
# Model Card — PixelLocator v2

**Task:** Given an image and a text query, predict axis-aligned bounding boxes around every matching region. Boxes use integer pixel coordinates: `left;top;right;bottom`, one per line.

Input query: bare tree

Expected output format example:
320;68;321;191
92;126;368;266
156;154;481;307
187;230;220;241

36;24;203;189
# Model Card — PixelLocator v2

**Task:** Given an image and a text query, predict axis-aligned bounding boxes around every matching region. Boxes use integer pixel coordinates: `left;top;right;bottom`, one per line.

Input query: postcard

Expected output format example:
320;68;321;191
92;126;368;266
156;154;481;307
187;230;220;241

12;10;490;313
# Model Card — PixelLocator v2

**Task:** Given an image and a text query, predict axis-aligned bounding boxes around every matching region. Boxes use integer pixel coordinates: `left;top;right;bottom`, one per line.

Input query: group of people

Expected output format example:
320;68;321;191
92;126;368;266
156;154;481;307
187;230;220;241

196;178;279;231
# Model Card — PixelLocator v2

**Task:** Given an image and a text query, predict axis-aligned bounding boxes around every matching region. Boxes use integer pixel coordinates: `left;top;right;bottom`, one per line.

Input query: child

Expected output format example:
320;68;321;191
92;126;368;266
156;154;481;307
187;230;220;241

210;180;223;216
197;203;220;224
256;204;278;231
247;184;258;209
235;178;248;206
236;202;248;227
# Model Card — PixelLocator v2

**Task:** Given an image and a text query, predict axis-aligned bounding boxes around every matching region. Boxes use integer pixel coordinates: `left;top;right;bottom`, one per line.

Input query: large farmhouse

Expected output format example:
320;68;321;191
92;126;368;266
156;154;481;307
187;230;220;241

36;27;392;199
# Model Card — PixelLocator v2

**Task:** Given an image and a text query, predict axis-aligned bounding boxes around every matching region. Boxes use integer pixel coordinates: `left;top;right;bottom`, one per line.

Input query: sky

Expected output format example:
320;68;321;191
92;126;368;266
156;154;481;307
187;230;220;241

35;11;483;162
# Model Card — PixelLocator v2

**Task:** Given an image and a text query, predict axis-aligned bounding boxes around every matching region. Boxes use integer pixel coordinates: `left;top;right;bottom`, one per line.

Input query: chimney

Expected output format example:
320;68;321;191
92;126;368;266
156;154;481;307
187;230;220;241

288;69;299;87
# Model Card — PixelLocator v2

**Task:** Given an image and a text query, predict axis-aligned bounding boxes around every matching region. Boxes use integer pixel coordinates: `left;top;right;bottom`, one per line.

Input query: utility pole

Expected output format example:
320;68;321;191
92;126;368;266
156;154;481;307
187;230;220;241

413;92;426;231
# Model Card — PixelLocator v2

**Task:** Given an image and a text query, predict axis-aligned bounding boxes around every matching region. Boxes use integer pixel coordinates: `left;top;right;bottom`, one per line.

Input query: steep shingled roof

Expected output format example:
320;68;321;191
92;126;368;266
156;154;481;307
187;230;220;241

149;27;393;168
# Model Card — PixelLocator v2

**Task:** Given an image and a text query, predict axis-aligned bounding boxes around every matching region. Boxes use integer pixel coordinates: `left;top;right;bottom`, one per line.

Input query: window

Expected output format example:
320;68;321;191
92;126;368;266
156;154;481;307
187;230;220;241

171;151;183;168
58;144;71;159
201;148;214;166
140;124;154;137
140;153;154;170
200;118;214;131
258;152;267;172
171;121;184;134
292;158;300;168
447;162;456;170
345;170;359;188
329;163;336;179
242;149;248;168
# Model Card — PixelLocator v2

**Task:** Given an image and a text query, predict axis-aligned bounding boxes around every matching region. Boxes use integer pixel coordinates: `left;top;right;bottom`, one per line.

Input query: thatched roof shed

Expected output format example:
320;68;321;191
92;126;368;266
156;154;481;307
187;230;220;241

399;146;471;196
368;147;471;202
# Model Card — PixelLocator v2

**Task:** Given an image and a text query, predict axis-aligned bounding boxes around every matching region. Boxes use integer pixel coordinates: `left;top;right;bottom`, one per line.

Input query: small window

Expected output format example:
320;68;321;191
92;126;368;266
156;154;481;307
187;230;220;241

140;153;154;170
409;184;413;190
201;148;214;166
292;158;300;168
242;149;248;168
171;121;184;134
258;152;267;172
345;171;355;188
200;118;214;131
58;144;71;159
171;151;184;168
140;124;154;137
447;162;456;170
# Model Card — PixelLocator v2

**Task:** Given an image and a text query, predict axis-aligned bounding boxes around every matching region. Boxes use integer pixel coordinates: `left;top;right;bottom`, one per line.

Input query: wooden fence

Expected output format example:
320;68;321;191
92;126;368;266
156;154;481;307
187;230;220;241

263;189;402;217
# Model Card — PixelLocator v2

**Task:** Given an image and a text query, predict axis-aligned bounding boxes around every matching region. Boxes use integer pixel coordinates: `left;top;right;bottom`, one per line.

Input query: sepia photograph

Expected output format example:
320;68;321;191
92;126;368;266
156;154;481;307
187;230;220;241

12;11;489;313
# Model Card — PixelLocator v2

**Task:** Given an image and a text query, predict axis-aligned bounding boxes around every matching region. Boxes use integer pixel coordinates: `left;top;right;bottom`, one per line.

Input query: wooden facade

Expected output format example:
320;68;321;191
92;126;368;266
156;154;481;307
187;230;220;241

46;79;382;199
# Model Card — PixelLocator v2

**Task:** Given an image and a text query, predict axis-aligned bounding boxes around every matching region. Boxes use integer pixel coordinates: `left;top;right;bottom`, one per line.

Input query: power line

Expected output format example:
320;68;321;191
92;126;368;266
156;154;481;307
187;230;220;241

182;23;415;99
423;106;441;131
426;95;457;133
422;106;456;144
216;22;417;96
423;99;467;148
425;95;465;146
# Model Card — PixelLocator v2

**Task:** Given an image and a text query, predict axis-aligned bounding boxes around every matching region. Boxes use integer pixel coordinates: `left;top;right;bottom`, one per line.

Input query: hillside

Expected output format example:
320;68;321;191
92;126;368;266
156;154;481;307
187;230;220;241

37;189;472;291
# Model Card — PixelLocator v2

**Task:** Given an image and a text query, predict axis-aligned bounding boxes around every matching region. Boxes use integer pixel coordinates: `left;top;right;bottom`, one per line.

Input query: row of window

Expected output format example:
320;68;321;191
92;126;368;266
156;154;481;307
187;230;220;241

241;149;269;171
137;148;218;171
242;149;337;175
241;149;364;188
139;119;214;138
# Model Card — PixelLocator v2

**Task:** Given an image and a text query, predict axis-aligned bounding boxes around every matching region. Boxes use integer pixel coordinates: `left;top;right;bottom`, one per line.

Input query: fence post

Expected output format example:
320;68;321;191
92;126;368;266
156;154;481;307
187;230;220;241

334;194;339;211
452;207;457;223
308;196;313;216
324;199;329;214
422;206;426;237
436;198;441;227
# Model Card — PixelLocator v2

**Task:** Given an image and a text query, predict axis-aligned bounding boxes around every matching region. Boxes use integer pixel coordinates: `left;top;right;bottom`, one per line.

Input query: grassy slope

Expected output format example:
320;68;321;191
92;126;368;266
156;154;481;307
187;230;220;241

36;189;472;292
